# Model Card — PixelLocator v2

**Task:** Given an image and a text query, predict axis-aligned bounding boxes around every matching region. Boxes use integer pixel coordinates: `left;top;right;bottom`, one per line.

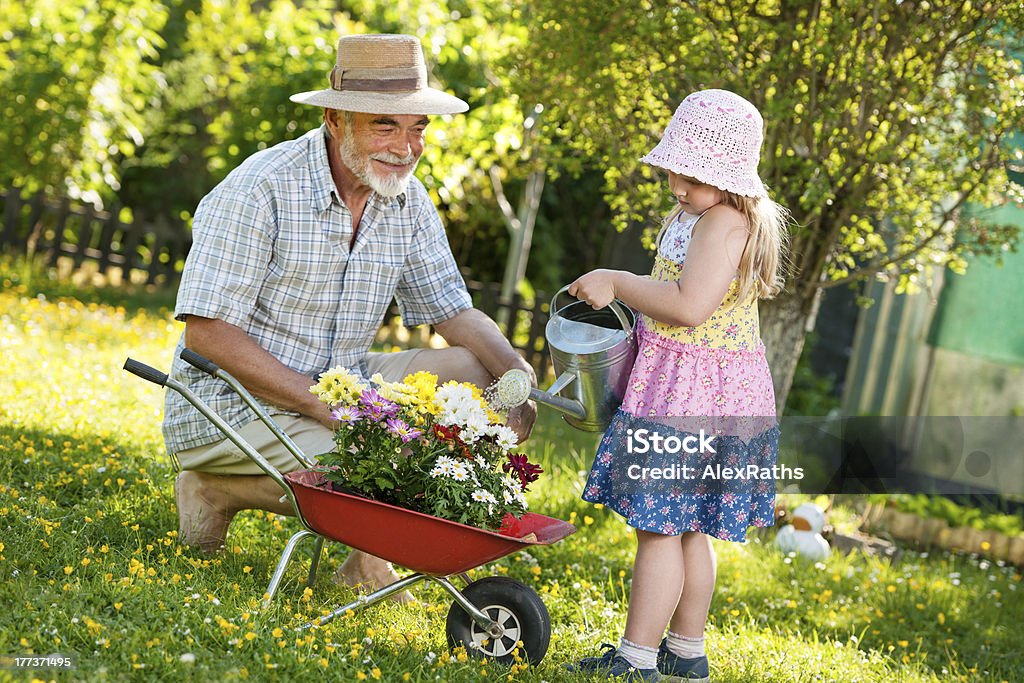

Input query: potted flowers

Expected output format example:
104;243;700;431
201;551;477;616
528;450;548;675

308;367;542;531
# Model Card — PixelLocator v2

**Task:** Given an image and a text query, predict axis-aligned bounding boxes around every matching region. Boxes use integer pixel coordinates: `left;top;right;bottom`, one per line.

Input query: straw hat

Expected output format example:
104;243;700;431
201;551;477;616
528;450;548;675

290;34;468;115
641;89;767;198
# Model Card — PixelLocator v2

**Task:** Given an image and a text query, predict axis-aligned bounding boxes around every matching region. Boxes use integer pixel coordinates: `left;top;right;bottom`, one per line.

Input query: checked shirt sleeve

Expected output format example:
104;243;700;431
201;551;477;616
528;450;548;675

175;183;273;330
394;201;472;327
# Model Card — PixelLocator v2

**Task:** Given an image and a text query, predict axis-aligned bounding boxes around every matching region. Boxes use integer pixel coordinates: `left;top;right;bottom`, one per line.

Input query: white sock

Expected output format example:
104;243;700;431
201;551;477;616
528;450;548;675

666;630;705;659
618;637;658;670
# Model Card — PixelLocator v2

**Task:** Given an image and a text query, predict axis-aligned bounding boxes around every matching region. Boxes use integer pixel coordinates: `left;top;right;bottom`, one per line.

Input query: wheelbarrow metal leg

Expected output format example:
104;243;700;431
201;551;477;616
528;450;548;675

430;576;504;638
303;572;428;630
306;536;326;588
263;529;319;608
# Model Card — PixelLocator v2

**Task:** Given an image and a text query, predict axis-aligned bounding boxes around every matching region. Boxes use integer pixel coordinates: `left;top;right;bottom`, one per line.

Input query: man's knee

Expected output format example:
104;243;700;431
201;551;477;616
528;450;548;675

407;346;493;387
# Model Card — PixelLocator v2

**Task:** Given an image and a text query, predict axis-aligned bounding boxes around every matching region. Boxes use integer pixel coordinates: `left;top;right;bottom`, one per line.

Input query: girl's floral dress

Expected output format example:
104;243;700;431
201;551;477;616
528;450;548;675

583;211;778;541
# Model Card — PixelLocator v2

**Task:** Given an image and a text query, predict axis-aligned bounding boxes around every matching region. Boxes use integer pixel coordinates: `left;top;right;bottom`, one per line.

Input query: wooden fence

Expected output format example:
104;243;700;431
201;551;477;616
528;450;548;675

1;187;554;374
1;188;191;284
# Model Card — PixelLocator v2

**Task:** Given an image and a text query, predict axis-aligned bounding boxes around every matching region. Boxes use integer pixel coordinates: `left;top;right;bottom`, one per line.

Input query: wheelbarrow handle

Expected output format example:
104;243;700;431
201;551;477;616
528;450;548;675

180;348;220;377
123;358;169;387
121;358;311;527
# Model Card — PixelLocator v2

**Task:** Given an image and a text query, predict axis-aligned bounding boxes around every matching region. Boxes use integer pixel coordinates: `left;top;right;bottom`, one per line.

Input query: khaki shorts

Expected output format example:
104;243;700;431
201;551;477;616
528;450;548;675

175;349;424;475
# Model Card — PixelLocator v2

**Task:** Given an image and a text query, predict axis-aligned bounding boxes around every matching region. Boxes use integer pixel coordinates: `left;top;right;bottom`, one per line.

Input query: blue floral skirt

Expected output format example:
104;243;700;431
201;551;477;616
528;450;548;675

583;410;778;541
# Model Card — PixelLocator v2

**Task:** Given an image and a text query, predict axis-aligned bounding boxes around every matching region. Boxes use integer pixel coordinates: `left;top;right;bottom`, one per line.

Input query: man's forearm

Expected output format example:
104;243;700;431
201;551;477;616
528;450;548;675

434;308;536;383
184;316;332;425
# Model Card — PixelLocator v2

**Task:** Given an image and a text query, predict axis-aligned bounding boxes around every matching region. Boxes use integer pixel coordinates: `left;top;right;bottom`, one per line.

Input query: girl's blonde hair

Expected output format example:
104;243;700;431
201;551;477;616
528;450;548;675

658;193;791;304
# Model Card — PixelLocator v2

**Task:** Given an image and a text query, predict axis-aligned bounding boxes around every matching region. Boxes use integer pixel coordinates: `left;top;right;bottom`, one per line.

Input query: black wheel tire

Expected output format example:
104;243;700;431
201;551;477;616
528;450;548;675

445;576;551;666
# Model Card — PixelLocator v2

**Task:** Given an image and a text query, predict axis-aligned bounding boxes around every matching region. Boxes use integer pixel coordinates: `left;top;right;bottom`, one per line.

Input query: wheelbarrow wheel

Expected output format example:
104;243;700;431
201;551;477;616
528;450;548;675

445;577;550;666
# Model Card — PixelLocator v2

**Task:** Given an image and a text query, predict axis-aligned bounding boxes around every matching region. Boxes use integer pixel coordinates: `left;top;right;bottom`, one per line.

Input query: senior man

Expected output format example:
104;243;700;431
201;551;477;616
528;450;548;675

162;33;537;592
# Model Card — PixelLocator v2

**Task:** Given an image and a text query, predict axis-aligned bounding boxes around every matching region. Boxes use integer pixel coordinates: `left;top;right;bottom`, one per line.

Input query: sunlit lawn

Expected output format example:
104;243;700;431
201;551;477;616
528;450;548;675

0;263;1020;682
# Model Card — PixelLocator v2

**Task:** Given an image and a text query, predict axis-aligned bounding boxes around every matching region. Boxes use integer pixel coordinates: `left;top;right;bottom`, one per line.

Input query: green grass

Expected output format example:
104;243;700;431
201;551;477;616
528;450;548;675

0;275;1021;682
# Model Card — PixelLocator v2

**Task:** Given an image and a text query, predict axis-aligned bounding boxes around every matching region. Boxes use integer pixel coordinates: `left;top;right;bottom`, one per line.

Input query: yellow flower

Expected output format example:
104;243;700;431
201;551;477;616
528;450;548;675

404;371;438;402
310;366;364;404
371;375;420;406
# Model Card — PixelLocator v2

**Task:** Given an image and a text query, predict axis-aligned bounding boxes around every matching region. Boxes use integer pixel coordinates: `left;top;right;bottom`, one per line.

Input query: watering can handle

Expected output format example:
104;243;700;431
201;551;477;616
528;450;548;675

551;285;634;337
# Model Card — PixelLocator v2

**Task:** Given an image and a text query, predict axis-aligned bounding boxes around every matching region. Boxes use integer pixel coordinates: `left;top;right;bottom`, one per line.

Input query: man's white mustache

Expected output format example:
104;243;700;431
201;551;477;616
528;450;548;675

370;152;417;166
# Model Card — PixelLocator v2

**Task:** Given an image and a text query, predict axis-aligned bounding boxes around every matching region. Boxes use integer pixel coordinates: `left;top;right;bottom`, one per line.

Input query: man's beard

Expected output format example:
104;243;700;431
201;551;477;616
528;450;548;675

339;134;419;198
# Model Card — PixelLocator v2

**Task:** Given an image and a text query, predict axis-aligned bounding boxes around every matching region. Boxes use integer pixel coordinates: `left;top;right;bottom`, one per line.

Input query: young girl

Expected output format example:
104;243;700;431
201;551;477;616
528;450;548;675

567;89;790;681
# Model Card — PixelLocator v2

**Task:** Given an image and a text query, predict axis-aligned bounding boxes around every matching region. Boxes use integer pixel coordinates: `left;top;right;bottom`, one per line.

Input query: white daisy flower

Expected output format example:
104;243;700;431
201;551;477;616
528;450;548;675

502;474;528;507
461;424;486;444
471;490;498;505
429;456;457;478
489;425;519;451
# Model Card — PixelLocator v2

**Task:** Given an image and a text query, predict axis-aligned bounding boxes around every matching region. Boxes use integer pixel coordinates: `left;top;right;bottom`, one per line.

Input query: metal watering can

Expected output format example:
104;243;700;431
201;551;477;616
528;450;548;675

492;286;637;432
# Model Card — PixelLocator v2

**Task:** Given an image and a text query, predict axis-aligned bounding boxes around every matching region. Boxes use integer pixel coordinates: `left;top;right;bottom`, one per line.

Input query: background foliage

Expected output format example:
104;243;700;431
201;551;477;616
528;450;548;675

2;0;1023;406
512;0;1024;404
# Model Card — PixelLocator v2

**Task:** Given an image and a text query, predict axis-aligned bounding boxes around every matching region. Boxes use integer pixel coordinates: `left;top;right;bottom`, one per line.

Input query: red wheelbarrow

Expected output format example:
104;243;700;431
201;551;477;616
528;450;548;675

123;349;575;665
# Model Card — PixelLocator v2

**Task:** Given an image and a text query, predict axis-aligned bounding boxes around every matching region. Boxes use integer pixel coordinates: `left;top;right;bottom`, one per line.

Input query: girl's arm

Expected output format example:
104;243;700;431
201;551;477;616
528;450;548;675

568;205;749;328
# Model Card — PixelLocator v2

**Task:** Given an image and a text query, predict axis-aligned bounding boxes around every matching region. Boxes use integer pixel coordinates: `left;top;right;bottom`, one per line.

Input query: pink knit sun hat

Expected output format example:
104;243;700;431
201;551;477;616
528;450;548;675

641;89;767;198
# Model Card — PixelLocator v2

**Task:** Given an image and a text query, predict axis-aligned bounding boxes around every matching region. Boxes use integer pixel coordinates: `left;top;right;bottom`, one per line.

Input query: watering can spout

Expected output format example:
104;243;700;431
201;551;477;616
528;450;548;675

488;369;586;421
528;376;587;421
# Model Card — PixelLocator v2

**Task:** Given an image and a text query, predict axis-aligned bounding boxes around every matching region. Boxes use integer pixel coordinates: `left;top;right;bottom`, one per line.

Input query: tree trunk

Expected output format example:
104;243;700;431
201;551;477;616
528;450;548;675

759;287;821;414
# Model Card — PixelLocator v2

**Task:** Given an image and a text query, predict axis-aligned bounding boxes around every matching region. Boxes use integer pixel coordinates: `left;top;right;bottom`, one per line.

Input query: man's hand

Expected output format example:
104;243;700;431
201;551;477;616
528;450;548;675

433;308;541;443
506;399;537;443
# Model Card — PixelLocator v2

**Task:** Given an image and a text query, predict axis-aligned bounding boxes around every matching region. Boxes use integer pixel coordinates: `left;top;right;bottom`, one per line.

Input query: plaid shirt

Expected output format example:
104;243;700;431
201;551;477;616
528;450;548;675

162;126;472;454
